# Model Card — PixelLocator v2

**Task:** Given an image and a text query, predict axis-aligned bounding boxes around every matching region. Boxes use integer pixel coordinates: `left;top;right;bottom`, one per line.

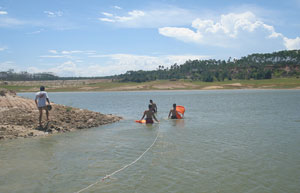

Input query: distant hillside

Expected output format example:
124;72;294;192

1;50;299;82
113;50;300;82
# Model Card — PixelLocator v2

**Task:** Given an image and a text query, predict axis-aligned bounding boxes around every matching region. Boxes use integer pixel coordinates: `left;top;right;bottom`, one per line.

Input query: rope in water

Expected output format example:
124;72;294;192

74;126;160;193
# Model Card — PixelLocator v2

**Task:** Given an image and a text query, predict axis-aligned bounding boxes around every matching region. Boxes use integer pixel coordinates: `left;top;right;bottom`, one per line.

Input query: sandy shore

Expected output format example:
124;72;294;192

2;78;299;92
0;89;122;140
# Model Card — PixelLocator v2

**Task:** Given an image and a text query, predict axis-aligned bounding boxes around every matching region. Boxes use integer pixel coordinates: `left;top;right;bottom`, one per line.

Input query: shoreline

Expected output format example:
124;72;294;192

1;78;299;92
0;89;122;140
16;86;300;93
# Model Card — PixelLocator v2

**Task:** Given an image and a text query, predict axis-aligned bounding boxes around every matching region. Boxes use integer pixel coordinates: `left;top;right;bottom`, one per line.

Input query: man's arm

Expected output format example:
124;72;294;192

46;98;50;105
168;110;171;118
140;111;146;120
35;94;38;108
35;99;38;107
153;114;159;122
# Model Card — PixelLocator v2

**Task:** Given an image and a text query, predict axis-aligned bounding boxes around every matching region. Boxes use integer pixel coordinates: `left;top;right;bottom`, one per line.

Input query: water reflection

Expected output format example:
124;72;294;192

1;90;299;193
170;119;185;128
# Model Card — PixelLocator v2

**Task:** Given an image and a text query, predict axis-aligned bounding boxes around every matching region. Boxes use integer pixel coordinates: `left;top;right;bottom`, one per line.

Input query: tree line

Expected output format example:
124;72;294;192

1;50;299;82
0;69;105;81
113;50;300;82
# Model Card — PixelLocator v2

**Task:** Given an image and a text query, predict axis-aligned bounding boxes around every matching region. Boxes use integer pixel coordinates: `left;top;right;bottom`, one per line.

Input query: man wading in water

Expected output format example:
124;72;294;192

35;86;51;127
168;103;179;119
149;99;157;113
140;104;159;124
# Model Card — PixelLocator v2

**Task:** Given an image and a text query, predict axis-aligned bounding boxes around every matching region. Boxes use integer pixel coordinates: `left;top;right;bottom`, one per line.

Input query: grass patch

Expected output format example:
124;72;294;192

0;85;37;92
1;78;299;92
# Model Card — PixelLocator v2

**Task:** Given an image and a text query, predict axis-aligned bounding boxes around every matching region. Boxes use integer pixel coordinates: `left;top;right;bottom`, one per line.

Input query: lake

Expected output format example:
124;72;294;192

1;90;300;193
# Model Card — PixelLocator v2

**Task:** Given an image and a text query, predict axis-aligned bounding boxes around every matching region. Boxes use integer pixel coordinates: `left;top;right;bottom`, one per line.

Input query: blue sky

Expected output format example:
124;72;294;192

0;0;300;77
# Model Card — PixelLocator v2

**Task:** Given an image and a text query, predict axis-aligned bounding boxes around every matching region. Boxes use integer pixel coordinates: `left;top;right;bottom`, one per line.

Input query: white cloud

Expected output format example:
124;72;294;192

40;55;68;58
48;50;58;54
27;29;44;34
0;47;7;51
100;10;145;23
0;11;7;15
0;14;75;30
61;50;83;54
0;17;25;27
99;18;115;22
113;6;122;10
44;11;63;18
86;53;209;76
41;50;94;58
0;61;16;70
32;53;209;77
102;12;113;17
159;27;203;43
159;11;300;50
99;7;196;28
284;37;300;50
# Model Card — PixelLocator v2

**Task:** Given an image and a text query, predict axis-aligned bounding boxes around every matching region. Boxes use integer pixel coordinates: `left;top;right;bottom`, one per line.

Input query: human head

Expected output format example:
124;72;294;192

173;103;176;109
148;104;152;109
40;86;45;91
150;99;153;103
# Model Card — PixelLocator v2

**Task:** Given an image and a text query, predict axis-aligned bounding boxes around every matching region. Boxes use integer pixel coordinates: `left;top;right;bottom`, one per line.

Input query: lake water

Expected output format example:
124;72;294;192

1;90;300;193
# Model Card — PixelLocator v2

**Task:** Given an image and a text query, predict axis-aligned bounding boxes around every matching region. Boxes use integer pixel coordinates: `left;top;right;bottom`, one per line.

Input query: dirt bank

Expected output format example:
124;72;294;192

0;89;122;140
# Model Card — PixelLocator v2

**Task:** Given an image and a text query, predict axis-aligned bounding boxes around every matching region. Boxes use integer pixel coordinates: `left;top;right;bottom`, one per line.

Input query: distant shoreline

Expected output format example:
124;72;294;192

1;78;300;92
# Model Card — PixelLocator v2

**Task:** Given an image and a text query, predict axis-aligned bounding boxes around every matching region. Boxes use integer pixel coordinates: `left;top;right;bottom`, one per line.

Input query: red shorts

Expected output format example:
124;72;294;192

146;118;154;124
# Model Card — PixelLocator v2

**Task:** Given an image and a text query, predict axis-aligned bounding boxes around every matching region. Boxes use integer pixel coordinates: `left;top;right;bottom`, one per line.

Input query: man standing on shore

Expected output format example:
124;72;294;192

35;86;51;127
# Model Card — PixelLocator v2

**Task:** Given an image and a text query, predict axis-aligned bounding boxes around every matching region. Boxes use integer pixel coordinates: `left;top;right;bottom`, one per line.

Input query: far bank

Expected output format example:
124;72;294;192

0;78;300;92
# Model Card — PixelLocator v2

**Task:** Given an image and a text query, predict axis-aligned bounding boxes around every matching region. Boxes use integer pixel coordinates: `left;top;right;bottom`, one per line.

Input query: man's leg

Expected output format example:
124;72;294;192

39;108;43;126
46;109;49;121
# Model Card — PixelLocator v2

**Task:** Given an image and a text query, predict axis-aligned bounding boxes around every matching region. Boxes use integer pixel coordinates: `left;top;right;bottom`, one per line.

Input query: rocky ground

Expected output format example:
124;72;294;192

0;89;122;140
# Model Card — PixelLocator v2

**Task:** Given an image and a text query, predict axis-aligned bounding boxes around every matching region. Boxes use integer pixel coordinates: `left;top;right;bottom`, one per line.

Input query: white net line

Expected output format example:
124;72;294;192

75;127;160;193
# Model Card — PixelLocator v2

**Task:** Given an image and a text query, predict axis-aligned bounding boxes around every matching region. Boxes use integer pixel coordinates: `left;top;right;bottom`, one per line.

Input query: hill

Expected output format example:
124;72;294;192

113;50;300;82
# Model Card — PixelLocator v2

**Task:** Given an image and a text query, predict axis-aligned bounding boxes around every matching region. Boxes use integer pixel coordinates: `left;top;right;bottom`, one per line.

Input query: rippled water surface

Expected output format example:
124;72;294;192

1;90;300;193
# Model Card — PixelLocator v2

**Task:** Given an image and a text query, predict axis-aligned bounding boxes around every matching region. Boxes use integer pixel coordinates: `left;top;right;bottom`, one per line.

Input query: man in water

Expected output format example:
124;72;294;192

35;86;51;127
140;104;159;124
149;99;157;113
168;103;178;119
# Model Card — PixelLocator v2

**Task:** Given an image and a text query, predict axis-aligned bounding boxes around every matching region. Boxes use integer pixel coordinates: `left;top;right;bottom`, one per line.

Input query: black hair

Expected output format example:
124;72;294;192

173;103;176;108
150;99;153;103
40;86;45;91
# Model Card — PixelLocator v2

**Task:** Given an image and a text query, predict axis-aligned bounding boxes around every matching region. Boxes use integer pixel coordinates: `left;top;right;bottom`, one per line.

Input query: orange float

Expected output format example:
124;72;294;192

135;120;146;124
176;105;185;119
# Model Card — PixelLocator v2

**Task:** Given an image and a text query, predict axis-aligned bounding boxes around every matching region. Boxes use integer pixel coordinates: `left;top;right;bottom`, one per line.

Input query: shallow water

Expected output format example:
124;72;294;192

1;90;300;193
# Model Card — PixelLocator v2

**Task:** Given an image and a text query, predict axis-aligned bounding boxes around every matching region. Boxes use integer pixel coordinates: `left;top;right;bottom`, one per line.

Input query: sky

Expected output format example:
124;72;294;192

0;0;300;77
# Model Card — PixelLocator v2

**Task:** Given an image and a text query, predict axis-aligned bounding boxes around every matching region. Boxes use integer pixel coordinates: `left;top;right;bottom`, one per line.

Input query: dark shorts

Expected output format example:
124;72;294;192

171;115;177;119
38;106;47;110
146;118;154;124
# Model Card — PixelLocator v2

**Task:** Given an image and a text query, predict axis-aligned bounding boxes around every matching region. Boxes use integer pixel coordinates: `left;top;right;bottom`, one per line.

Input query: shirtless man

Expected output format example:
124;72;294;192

168;103;178;119
140;104;159;124
149;99;157;113
35;86;51;126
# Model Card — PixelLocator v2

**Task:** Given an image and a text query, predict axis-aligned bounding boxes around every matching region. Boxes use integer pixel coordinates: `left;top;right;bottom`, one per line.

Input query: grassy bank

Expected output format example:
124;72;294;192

0;78;299;92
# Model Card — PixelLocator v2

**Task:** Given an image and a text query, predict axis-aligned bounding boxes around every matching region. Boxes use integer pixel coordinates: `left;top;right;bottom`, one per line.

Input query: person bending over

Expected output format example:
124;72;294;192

35;86;51;127
141;104;159;124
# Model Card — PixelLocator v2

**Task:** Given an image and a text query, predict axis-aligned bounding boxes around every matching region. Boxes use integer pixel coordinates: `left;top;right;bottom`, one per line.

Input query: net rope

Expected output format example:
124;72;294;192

74;126;160;193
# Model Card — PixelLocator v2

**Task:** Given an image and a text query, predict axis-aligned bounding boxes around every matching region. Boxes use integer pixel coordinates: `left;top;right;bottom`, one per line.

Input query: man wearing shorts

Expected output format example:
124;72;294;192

35;86;50;127
140;104;159;124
